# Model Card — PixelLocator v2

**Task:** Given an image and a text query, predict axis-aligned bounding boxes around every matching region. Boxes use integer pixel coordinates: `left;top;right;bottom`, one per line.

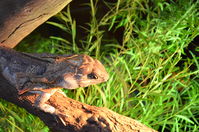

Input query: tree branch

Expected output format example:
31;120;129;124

0;0;72;48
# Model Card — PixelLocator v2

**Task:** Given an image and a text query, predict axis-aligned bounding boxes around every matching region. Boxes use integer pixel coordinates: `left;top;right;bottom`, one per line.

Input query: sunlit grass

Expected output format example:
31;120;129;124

0;99;48;132
1;0;199;131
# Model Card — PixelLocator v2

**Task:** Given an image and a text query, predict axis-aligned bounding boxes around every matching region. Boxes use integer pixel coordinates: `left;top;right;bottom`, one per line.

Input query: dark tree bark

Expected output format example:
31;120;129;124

0;0;72;48
0;0;157;131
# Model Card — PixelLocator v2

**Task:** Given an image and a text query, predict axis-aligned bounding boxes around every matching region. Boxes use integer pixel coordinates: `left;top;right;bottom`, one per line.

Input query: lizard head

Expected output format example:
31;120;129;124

56;55;109;89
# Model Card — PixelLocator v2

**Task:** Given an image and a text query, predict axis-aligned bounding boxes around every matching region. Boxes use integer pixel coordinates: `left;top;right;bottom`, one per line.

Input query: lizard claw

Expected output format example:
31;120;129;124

29;90;58;114
37;104;56;114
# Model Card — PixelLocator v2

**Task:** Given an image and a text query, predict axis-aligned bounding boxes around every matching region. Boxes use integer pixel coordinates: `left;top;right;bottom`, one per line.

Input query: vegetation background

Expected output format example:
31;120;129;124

0;0;199;131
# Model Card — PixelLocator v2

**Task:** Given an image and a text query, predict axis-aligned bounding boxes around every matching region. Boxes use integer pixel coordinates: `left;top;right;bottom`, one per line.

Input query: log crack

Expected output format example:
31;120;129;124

1;13;48;43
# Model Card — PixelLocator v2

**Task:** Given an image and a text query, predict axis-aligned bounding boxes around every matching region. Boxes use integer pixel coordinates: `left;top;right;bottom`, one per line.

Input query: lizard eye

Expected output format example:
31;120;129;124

87;73;98;79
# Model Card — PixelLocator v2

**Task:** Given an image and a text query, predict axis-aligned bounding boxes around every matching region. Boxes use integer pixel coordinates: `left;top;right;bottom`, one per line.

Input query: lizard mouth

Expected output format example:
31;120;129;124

78;79;104;87
57;79;80;89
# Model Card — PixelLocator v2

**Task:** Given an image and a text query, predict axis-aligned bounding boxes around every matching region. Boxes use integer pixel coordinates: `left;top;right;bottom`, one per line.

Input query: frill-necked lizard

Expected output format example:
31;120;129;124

0;46;109;113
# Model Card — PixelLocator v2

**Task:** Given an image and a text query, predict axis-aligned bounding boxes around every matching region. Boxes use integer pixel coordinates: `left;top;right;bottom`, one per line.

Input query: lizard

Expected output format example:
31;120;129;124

0;46;109;113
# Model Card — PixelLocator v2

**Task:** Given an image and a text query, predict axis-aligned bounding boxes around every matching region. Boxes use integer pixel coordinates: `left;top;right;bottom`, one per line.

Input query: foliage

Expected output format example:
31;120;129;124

1;0;199;131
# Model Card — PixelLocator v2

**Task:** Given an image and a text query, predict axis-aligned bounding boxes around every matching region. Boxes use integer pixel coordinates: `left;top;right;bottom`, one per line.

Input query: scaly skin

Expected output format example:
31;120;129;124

0;46;109;113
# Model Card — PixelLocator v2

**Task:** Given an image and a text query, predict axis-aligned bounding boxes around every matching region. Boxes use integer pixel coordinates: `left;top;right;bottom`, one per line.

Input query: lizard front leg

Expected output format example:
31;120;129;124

29;89;58;114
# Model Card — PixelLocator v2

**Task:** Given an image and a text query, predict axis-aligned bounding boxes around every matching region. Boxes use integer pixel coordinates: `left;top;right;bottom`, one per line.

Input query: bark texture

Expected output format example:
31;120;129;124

0;0;72;48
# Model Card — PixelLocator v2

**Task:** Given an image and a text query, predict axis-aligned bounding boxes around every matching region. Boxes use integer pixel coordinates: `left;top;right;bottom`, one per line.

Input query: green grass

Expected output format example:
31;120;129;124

1;0;199;131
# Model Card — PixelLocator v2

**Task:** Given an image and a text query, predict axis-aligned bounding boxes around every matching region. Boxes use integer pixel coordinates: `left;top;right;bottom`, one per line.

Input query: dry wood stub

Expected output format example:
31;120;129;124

0;0;72;48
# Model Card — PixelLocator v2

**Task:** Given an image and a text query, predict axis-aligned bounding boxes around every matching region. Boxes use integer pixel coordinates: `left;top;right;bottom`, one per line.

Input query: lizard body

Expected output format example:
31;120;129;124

0;46;109;113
